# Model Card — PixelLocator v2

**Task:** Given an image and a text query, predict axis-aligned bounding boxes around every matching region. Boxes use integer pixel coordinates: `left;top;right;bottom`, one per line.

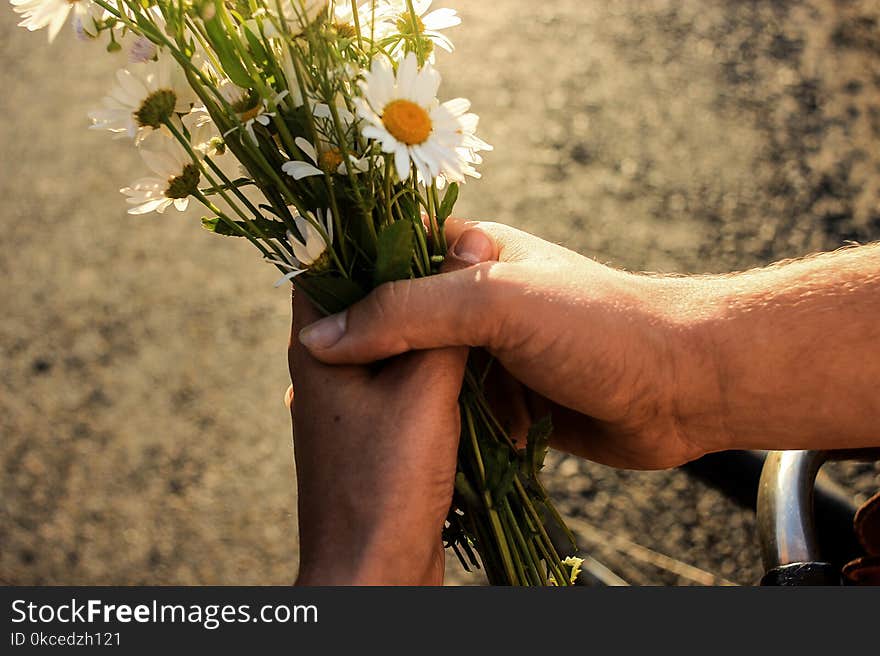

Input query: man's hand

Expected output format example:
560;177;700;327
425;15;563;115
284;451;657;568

289;291;467;585
297;220;705;469
298;220;880;467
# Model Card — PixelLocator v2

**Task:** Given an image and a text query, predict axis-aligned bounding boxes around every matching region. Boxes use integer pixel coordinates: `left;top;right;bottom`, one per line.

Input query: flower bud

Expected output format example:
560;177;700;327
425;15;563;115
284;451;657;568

129;37;158;64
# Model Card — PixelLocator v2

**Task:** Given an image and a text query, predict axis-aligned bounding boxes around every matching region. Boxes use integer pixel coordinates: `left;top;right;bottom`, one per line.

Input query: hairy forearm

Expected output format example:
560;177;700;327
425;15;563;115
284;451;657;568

657;244;880;453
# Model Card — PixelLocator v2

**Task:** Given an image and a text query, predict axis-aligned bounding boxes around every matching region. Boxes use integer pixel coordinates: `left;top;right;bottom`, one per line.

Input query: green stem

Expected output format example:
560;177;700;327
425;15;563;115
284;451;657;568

350;0;364;51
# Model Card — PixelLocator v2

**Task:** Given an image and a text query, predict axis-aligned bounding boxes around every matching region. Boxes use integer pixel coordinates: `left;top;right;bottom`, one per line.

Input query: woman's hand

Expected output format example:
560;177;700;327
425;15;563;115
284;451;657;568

289;290;467;585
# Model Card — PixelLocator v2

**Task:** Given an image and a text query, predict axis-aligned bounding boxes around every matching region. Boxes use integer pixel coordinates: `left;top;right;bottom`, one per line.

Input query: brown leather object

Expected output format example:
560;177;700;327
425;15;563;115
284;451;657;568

854;491;880;556
842;492;880;585
842;556;880;585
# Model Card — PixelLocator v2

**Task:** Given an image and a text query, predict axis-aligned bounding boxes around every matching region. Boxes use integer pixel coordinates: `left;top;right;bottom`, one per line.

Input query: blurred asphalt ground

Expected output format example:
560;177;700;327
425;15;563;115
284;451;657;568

2;0;879;586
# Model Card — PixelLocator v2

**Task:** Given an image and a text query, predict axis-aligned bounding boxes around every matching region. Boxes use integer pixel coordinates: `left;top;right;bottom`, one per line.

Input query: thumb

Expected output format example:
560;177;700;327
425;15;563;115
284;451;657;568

298;221;528;364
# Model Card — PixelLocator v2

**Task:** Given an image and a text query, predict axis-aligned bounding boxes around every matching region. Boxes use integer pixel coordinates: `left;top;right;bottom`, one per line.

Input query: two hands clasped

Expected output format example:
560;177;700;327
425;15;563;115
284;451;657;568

289;219;880;585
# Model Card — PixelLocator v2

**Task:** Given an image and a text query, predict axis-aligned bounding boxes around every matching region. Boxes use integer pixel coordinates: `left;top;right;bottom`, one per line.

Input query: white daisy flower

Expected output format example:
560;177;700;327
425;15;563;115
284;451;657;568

390;0;460;56
282;136;371;179
219;81;289;146
181;108;224;158
69;1;107;42
88;53;196;141
11;0;94;43
333;1;395;39
272;209;335;285
120;132;200;215
355;52;491;183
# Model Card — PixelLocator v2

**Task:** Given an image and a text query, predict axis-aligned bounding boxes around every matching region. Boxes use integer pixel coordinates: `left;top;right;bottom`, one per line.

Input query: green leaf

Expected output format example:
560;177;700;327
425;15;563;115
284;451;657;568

525;415;554;475
396;193;418;220
374;220;414;286
203;9;252;88
201;216;287;240
483;442;518;501
297;276;367;316
242;24;269;67
437;183;459;223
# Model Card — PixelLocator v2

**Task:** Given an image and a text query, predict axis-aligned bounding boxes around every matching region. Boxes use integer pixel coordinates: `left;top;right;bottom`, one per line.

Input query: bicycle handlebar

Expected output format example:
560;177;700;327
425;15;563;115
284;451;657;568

757;449;880;574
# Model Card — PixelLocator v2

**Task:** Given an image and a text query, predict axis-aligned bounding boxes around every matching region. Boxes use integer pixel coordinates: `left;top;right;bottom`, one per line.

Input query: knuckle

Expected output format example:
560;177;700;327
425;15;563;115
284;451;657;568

362;280;414;352
462;262;515;346
371;280;408;322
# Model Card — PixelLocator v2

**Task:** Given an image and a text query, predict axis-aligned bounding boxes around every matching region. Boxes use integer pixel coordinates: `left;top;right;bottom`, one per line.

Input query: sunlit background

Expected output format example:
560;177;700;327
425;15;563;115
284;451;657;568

2;0;879;585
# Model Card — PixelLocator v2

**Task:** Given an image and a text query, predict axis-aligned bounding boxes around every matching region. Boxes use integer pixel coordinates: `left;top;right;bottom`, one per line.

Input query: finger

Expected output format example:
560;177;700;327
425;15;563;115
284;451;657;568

298;264;500;364
381;346;469;399
440;222;496;273
284;384;294;409
298;221;544;364
443;219;533;267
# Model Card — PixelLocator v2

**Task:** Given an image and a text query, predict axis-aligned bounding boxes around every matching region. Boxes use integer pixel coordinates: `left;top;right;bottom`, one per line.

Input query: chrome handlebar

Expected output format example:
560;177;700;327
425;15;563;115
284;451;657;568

757;449;880;572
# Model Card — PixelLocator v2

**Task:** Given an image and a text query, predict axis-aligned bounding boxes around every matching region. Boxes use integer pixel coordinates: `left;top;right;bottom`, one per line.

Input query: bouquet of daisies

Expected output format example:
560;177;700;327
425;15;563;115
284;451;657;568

11;0;582;585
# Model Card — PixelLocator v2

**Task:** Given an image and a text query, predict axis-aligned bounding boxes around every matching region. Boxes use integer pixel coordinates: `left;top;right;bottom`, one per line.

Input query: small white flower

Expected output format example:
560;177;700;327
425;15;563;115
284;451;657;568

273;209;335;285
390;0;460;56
11;0;93;43
282;136;370;179
120;132;200;215
219;82;288;146
289;208;333;266
70;2;105;41
355;52;491;183
334;1;395;39
181;108;223;158
88;53;196;141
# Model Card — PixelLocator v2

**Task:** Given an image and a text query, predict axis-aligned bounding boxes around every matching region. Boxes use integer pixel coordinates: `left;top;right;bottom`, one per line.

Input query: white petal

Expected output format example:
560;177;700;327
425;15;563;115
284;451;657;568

441;97;471;118
394;145;411;180
395;52;419;100
46;3;69;42
364;57;394;110
289;235;313;266
274;269;307;287
282;161;324;180
413;63;441;107
295;137;319;164
140;148;179;178
422;8;460;31
322;208;334;245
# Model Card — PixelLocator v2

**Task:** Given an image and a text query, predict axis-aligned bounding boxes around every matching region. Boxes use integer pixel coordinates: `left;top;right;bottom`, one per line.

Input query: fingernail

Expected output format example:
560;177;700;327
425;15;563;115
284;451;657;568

451;229;493;264
299;311;347;350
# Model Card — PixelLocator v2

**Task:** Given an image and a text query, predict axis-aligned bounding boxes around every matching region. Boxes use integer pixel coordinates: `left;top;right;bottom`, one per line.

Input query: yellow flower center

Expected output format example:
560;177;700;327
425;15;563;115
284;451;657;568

382;99;432;146
318;149;344;174
396;13;425;35
238;104;262;122
333;22;358;39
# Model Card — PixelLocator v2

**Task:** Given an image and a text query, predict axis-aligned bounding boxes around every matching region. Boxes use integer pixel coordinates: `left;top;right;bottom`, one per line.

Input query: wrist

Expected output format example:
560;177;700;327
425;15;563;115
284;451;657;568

638;274;738;458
